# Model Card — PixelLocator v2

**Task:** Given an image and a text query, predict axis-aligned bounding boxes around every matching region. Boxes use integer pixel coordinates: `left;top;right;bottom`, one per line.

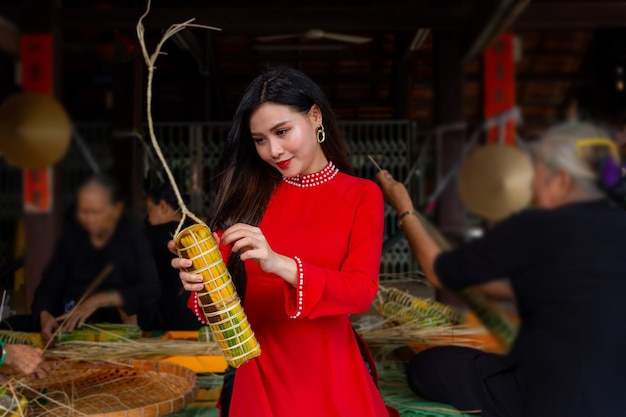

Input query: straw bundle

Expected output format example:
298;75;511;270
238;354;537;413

46;338;223;362
360;286;507;355
175;224;261;368
55;323;142;343
376;286;462;327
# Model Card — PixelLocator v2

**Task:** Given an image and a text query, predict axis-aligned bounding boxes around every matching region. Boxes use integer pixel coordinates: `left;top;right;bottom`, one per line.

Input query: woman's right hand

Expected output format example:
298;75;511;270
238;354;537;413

4;344;50;379
40;311;59;344
167;239;205;292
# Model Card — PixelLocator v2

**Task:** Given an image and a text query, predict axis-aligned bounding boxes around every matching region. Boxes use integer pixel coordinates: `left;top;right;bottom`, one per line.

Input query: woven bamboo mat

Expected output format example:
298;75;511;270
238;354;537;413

14;359;198;417
165;366;478;417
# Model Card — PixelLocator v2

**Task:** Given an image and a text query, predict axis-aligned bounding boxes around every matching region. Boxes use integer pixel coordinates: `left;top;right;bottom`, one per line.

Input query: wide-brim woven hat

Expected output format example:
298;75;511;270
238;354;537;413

458;143;534;221
0;91;72;169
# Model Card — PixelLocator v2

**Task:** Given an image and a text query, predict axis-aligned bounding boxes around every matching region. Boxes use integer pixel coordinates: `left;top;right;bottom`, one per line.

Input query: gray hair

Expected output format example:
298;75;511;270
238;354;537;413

533;121;620;195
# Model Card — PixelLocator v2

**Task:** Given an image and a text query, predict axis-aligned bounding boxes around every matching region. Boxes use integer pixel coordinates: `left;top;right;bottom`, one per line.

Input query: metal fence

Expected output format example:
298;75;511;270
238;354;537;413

0;120;427;281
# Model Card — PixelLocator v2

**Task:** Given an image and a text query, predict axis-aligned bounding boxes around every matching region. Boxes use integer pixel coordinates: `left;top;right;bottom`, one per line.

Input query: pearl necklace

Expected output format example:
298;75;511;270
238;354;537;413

282;162;339;188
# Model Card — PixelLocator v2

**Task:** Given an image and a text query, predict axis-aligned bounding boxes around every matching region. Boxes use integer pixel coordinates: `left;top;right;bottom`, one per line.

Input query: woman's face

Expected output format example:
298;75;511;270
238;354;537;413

77;184;122;239
250;102;328;176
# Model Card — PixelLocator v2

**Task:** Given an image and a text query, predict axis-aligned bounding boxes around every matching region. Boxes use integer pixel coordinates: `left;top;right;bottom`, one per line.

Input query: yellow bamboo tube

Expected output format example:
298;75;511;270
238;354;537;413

175;224;261;368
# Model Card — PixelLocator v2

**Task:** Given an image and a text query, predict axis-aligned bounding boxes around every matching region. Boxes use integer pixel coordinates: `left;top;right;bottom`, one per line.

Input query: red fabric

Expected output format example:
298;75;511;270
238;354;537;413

208;172;388;417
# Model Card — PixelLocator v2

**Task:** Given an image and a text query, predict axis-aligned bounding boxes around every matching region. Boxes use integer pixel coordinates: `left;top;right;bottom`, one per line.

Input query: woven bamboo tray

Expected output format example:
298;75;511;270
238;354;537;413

16;359;198;417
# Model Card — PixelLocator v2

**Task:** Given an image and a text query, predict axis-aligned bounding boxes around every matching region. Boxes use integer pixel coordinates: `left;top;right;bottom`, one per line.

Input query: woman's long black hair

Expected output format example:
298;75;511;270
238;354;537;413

209;67;352;299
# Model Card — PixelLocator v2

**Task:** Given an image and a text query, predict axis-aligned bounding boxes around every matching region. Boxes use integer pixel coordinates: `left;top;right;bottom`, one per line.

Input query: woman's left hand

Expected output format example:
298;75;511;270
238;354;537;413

221;224;298;286
221;224;281;273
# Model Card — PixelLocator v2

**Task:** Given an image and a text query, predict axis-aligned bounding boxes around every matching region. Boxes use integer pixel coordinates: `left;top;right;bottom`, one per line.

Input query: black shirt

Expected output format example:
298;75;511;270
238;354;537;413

435;199;626;417
32;216;161;327
144;221;202;330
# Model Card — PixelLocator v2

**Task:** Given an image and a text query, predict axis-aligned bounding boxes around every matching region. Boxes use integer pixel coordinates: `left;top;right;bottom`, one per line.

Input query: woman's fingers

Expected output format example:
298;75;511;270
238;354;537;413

167;239;178;255
172;257;192;269
170;241;201;291
33;365;49;380
221;224;262;245
230;235;257;253
180;271;204;291
212;231;221;245
180;271;202;283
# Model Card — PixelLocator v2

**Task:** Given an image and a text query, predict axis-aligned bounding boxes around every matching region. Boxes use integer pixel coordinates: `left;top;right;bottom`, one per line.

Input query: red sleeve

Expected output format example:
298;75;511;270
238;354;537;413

187;228;232;322
284;181;384;319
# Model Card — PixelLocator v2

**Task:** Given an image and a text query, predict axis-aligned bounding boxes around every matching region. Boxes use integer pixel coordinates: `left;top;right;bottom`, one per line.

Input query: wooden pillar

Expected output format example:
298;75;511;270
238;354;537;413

20;0;64;313
110;54;144;218
576;29;626;125
433;29;468;306
390;32;413;119
433;29;468;241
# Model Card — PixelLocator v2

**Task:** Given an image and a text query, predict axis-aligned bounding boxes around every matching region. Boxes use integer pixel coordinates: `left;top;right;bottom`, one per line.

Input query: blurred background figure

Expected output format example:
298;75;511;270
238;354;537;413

376;121;626;417
31;174;160;343
145;181;201;330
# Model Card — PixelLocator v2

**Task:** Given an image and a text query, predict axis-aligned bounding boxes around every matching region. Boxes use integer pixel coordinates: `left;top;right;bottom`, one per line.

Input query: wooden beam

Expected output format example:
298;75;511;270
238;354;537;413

515;2;626;29
0;17;19;55
204;73;397;84
56;5;472;32
20;0;64;315
433;29;468;236
214;50;401;61
465;73;588;83
463;0;531;62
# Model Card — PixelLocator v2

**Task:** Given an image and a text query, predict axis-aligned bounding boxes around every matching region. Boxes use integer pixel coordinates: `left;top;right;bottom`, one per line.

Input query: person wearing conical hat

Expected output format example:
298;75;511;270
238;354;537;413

376;121;626;417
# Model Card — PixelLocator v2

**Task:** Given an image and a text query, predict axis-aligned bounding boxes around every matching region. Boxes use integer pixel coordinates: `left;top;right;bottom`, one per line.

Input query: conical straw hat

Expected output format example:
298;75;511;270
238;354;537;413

458;143;534;221
0;91;71;169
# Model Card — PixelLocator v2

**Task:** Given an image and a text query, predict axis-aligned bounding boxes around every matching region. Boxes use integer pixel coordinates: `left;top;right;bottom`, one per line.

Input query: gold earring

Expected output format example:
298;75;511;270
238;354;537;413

317;124;326;143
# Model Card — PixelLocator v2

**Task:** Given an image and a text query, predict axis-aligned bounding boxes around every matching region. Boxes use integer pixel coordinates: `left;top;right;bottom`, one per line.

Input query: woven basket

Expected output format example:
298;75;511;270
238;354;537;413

18;360;198;417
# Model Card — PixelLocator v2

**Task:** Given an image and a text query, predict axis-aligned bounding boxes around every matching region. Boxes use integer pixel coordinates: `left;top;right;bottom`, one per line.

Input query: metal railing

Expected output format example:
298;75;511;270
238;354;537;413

0;120;428;280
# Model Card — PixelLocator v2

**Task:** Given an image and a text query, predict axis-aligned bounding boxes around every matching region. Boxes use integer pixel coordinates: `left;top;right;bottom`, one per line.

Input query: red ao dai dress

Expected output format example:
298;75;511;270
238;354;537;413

191;162;389;417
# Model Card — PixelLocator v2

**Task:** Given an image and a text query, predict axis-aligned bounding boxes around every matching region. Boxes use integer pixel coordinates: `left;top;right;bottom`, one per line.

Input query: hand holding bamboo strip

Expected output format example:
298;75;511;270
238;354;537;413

408;211;519;352
175;224;261;368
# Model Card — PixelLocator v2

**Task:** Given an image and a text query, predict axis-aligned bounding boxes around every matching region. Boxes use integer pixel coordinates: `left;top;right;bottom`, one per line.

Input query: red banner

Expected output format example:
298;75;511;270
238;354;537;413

23;168;52;212
20;33;53;95
483;32;516;145
21;33;54;212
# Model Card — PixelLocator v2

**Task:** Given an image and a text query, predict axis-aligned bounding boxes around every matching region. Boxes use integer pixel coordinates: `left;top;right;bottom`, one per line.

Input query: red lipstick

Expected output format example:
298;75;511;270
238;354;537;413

276;159;291;169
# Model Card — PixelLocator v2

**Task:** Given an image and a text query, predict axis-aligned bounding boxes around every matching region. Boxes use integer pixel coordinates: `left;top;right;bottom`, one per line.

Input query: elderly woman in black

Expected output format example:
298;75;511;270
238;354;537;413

32;174;160;343
376;121;626;417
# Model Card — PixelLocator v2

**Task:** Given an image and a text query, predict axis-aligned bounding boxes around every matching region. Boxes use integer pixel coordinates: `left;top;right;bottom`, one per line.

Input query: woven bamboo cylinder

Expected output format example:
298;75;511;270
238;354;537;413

458;287;518;351
175;224;261;368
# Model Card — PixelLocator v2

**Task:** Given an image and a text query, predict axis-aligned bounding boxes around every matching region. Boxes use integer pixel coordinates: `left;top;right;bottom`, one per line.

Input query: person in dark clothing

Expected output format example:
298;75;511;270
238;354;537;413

376;121;626;417
32;174;160;343
144;182;202;330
